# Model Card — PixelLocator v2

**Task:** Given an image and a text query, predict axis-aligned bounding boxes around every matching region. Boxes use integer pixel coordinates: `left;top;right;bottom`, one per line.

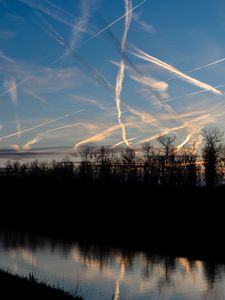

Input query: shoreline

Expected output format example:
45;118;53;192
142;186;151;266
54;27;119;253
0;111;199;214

0;269;82;300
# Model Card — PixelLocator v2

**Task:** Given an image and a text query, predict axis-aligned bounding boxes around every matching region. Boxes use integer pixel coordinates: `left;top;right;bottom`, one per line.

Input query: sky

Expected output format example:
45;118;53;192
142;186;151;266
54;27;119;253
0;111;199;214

1;0;225;160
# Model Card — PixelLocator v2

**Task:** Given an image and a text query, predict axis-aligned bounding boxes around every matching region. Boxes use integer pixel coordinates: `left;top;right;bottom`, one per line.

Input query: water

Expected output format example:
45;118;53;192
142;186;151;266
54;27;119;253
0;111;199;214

0;231;225;300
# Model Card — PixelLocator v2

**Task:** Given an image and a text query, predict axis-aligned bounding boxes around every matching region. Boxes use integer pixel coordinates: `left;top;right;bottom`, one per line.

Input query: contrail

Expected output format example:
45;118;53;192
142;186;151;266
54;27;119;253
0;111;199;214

111;136;139;149
0;0;142;97
72;95;108;111
159;109;208;121
36;11;65;46
17;0;95;98
47;122;81;133
129;74;169;99
0;1;145;100
176;133;192;151
127;104;162;130
3;77;22;139
0;55;64;100
126;104;185;141
168;57;225;81
163;83;225;103
192;135;203;154
0;50;14;63
87;0;146;41
139;125;184;144
22;122;81;150
76;54;114;91
110;57;195;126
115;0;133;148
23;135;42;150
188;58;225;73
66;0;91;56
19;0;76;28
3;77;17;104
139;112;218;145
37;14;114;92
16;116;21;138
129;45;222;95
115;60;130;147
0;110;84;141
10;144;20;151
74;124;120;149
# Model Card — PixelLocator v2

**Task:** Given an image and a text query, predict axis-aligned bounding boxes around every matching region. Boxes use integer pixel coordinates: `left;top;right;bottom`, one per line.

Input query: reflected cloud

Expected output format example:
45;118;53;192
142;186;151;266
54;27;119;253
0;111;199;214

1;231;223;300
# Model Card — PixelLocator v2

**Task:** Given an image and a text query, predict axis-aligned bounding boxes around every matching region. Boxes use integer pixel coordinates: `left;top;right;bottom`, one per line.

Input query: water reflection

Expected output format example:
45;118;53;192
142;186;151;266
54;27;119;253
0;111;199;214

0;231;225;299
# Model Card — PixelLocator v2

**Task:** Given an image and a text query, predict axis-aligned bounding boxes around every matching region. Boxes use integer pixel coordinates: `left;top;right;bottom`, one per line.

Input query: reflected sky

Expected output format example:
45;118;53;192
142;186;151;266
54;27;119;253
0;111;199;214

0;232;225;300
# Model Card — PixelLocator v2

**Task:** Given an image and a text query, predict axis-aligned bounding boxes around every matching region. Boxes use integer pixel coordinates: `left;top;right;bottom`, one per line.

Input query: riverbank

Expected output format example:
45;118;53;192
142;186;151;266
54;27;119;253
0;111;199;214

0;270;82;300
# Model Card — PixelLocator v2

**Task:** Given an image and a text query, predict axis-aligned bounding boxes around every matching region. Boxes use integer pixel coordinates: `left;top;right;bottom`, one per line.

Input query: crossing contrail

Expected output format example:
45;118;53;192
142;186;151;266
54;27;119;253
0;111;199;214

0;55;64;100
115;0;133;148
163;83;225;103
22;122;81;150
167;57;225;81
74;124;120;149
111;136;139;149
0;110;84;141
129;45;222;95
37;13;114;92
23;135;42;150
87;0;146;41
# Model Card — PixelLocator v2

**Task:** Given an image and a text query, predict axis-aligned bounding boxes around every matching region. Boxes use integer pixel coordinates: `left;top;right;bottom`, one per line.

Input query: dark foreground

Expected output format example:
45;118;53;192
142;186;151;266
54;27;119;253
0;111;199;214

0;270;82;300
1;179;225;262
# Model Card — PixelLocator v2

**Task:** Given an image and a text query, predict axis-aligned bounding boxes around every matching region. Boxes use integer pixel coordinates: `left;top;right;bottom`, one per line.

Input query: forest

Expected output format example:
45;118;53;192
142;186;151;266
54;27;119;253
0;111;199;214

0;127;224;187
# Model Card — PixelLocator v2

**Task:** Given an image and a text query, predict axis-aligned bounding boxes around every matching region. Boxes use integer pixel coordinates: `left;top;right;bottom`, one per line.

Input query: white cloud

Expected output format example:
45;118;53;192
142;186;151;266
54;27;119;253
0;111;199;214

0;58;82;97
130;45;222;95
130;74;169;99
133;12;155;34
3;77;17;104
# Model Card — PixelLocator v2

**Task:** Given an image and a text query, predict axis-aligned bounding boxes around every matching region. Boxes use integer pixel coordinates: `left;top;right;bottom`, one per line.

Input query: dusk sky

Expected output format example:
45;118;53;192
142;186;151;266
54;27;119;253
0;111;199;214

1;0;225;157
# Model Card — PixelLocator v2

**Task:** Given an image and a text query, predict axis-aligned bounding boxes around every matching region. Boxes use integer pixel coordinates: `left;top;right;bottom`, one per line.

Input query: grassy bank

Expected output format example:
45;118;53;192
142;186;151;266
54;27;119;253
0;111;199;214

0;270;82;300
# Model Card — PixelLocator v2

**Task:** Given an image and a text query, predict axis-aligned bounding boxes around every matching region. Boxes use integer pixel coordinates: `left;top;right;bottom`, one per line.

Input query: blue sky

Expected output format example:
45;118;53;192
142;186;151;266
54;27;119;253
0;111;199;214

1;0;225;159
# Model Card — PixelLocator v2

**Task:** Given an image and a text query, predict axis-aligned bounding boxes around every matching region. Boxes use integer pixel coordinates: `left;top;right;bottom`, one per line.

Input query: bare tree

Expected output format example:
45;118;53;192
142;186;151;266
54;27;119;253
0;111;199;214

142;143;159;185
201;127;223;187
158;135;176;158
158;135;176;185
120;148;137;183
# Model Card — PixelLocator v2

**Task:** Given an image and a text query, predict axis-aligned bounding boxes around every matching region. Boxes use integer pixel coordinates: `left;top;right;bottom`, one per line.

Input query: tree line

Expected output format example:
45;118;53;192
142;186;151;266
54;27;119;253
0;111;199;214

1;127;225;187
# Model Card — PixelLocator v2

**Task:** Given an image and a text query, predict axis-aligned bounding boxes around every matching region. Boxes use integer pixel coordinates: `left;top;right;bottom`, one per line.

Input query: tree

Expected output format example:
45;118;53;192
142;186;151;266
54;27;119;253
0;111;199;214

158;135;176;159
201;127;223;187
142;143;159;185
120;148;137;183
157;134;176;185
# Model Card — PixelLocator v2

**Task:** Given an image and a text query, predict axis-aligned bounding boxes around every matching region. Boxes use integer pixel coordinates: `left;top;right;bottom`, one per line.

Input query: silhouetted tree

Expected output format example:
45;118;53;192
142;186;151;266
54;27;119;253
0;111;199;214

78;148;95;183
142;143;159;185
95;147;114;183
201;127;223;187
158;135;176;185
120;148;137;183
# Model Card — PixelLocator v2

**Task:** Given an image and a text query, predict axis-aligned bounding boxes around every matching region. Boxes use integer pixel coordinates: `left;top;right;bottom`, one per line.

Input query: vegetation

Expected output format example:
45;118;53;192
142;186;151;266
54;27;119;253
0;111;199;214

1;127;225;260
0;269;82;300
1;127;225;187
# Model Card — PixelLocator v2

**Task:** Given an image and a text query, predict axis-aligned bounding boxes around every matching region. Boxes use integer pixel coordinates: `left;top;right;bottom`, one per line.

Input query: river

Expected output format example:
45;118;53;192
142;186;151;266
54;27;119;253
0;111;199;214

0;231;224;300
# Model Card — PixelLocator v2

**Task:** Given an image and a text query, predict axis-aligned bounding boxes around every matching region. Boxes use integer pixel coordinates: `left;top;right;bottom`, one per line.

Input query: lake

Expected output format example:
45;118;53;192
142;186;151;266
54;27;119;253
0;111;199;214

0;231;225;300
